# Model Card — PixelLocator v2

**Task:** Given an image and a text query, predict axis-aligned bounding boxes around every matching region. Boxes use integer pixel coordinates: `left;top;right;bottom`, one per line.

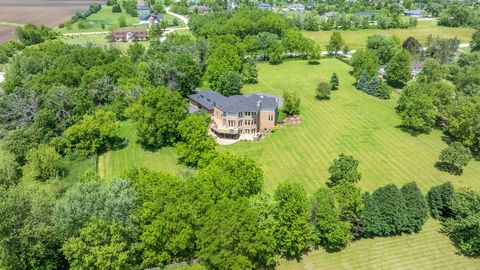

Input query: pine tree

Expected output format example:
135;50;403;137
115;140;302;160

356;70;369;91
330;73;339;90
366;76;381;96
401;182;428;233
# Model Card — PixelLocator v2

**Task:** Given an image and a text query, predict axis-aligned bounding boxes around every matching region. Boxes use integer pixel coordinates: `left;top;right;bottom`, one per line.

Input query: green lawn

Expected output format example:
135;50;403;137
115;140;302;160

98;122;191;180
304;20;474;49
58;5;185;34
279;219;479;270
60;33;149;52
226;59;480;194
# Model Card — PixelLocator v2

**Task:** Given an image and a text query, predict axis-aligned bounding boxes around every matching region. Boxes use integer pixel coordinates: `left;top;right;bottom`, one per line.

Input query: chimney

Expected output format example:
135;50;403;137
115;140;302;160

257;100;262;108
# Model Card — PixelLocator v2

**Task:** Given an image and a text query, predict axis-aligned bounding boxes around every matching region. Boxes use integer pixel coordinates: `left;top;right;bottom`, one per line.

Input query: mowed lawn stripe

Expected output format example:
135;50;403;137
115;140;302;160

227;59;480;194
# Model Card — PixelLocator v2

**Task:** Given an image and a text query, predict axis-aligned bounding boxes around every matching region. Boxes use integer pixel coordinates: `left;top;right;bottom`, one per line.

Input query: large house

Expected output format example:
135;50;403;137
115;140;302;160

288;4;305;11
379;60;424;78
188;90;281;139
112;29;148;42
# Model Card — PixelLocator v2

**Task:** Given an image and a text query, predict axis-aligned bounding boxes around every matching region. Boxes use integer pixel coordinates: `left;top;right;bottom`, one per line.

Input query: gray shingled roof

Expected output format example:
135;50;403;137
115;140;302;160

189;90;281;113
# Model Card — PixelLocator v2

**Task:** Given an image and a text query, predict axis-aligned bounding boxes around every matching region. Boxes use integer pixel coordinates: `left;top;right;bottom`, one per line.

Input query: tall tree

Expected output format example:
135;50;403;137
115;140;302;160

214;71;243;96
128;87;187;149
351;49;379;80
241;58;258;83
437;142;473;175
197;198;277;269
385;49;412;87
326;32;345;57
316;81;331;100
328;153;361;186
283;91;300;116
330;73;339;90
427;182;454;219
332;183;364;237
311;188;352;251
26;144;65;181
401;182;428;233
274;182;313;258
417;58;445;83
175;112;217;167
470;29;480;52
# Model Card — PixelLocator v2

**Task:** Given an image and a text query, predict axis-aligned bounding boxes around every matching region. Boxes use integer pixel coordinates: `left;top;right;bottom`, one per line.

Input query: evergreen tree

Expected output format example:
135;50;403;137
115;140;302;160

356;70;369;91
427;182;454;218
363;184;408;236
401;182;428;233
330;73;339;90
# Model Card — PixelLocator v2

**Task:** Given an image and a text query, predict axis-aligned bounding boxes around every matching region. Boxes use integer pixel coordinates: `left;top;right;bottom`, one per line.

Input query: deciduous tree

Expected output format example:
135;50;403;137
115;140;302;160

328;153;361;186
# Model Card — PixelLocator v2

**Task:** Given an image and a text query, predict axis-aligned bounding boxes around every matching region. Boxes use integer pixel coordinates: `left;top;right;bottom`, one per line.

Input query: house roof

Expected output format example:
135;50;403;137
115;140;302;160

189;90;280;113
355;11;373;17
404;9;423;15
258;3;272;8
323;11;338;17
288;4;304;7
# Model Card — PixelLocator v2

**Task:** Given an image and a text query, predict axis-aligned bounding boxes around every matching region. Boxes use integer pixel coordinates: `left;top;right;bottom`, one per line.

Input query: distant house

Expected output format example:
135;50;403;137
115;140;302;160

147;14;163;26
258;3;272;10
355;11;373;17
288;4;305;11
112;29;148;42
404;10;424;17
188;90;281;140
188;5;211;14
227;1;237;9
379;60;424;78
323;11;338;21
137;4;151;19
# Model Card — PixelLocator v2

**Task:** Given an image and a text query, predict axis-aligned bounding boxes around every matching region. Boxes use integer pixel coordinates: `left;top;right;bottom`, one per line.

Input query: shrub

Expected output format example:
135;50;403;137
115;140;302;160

436;142;472;175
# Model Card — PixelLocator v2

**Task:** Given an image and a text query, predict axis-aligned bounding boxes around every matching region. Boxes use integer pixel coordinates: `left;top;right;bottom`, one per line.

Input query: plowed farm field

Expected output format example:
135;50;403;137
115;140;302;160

0;0;105;42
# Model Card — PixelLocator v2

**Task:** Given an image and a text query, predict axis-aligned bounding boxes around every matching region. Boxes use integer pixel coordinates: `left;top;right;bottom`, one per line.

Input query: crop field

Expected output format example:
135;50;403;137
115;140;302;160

304;20;475;49
0;0;105;42
279;219;479;270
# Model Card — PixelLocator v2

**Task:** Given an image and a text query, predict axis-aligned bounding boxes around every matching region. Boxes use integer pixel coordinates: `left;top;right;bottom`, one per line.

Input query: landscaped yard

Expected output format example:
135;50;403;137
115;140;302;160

304;20;474;49
279;219;479;270
99;58;480;194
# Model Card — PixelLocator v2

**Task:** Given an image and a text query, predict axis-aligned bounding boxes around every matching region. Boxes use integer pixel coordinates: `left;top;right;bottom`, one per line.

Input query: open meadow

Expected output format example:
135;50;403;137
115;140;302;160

304;20;475;49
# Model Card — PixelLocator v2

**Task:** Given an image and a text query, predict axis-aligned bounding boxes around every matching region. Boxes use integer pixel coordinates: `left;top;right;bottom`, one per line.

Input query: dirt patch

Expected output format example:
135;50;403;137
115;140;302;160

0;26;15;43
281;115;302;126
0;0;106;27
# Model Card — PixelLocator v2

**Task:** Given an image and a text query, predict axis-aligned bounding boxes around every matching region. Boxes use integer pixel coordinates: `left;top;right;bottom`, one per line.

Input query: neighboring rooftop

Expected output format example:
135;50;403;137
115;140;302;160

189;90;281;113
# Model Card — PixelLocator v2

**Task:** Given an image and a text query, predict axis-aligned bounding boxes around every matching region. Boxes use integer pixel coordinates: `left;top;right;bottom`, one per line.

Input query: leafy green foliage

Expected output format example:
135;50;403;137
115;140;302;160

60;109;121;158
213;71;243;97
62;217;140;270
0;186;62;270
437;142;473;175
316;81;331;100
26;144;66;181
326;32;345;56
364;76;390;99
15;24;57;46
283;91;300;116
363;184;408;236
0;150;21;187
351;49;379;80
417;58;446;83
311;188;352;251
197;198;277;269
443;189;480;256
385;49;412;87
332;183;364;237
401;182;429;233
53;180;138;241
127;43;145;62
330;73;339;90
241;58;258;84
366;35;399;64
204;44;242;86
128;87;186;149
175;112;217;167
274;182;313;258
328;153;361;186
428;182;455;219
356;70;369;90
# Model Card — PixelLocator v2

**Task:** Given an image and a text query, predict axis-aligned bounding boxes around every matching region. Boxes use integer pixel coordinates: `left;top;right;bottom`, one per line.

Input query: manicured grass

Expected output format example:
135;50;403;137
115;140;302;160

98;122;191;180
60;33;149;52
303;20;474;49
225;59;480;194
279;219;479;270
58;5;185;34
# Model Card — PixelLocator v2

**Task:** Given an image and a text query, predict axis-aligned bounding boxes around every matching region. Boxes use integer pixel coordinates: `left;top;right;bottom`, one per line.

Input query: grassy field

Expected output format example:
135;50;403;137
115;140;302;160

60;33;149;52
279;219;479;270
304;20;475;49
59;5;185;34
225;59;480;194
98;122;191;180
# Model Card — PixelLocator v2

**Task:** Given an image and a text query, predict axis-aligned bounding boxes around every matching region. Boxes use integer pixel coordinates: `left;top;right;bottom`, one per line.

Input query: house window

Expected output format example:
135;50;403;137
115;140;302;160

268;115;273;121
245;112;251;116
252;112;257;116
245;129;250;134
245;120;250;125
239;120;243;126
251;129;256;133
239;112;243;117
228;120;235;127
252;119;257;125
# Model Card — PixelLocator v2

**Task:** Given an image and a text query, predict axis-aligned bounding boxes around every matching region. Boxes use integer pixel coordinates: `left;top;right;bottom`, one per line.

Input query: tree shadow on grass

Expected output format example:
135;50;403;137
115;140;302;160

315;96;331;101
395;124;429;137
435;161;463;176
